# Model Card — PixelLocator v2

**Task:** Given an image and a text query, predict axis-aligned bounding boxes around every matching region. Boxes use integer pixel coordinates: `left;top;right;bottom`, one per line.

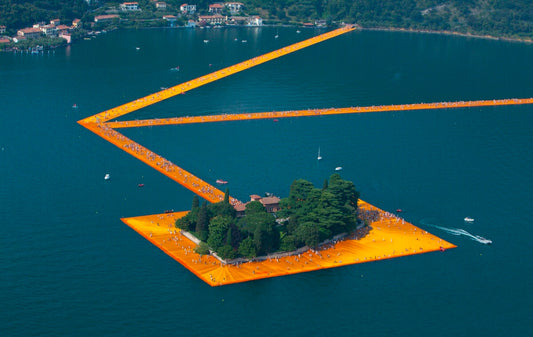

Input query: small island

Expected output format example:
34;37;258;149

176;174;371;262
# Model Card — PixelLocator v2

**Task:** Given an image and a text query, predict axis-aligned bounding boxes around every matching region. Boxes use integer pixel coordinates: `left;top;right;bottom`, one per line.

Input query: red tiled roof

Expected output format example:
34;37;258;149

260;196;280;205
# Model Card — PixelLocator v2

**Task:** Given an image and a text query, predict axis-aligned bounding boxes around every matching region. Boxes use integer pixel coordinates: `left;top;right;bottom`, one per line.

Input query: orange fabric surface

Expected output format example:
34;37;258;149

122;201;456;286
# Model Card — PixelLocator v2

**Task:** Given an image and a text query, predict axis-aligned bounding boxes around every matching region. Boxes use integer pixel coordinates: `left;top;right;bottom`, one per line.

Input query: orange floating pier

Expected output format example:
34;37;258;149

78;25;530;286
106;98;533;129
122;200;456;286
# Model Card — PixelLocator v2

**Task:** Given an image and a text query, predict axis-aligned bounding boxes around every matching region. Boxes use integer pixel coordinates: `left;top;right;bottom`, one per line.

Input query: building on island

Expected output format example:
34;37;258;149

235;194;281;217
17;28;42;39
208;3;224;14
180;4;196;14
225;2;244;14
120;2;139;11
94;15;120;23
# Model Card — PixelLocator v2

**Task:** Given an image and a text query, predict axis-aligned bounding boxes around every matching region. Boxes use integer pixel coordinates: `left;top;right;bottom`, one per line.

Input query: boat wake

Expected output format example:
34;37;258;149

421;220;492;245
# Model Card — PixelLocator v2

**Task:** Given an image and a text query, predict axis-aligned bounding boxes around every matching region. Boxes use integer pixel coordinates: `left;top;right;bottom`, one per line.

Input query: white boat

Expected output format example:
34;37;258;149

335;167;342;171
203;40;209;43
104;173;110;180
476;236;492;245
241;40;247;43
135;47;140;50
464;217;474;223
317;147;322;161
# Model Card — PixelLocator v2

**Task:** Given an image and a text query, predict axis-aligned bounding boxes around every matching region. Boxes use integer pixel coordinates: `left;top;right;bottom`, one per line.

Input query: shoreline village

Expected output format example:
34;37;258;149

78;26;527;286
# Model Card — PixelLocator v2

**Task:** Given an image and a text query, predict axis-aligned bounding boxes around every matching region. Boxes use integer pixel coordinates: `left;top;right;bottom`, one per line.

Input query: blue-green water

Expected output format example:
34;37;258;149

1;27;533;336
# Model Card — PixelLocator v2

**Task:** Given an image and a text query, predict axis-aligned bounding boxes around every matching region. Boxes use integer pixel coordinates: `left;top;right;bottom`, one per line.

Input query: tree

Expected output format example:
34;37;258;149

192;195;199;209
196;202;209;241
295;221;320;248
224;188;230;203
207;215;232;251
238;237;256;258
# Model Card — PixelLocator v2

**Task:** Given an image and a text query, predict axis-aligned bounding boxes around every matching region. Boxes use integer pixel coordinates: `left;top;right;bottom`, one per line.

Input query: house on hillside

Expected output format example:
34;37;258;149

50;19;61;26
225;2;243;14
180;4;196;14
208;3;224;14
72;19;81;28
1;25;7;34
155;2;167;10
120;2;139;11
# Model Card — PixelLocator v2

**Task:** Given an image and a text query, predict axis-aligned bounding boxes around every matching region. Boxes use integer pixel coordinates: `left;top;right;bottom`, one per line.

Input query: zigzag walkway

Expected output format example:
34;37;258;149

78;25;355;125
81;122;237;204
106;98;533;129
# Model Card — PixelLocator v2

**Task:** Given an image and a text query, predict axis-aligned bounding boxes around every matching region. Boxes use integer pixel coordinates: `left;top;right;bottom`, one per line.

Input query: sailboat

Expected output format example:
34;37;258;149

317;147;322;161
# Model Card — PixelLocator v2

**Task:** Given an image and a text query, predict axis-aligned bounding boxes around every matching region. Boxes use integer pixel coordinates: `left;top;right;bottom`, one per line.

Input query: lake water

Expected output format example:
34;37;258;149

1;27;533;336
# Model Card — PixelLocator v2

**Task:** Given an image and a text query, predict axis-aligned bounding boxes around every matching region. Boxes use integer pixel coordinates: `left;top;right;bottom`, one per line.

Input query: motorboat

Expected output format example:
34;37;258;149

138;183;144;187
464;217;474;223
317;147;322;161
335;167;342;171
203;40;209;43
216;179;228;184
476;236;492;245
104;173;110;180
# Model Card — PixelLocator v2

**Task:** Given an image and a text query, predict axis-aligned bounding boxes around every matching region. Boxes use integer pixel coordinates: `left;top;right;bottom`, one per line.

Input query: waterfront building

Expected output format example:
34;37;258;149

227;16;247;25
186;20;197;28
198;14;226;25
59;32;71;43
17;28;42;39
163;15;177;27
247;16;262;26
179;4;196;14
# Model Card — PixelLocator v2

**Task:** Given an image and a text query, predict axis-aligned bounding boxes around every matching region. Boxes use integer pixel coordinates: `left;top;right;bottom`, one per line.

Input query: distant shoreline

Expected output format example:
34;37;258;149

361;26;533;44
4;24;532;54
